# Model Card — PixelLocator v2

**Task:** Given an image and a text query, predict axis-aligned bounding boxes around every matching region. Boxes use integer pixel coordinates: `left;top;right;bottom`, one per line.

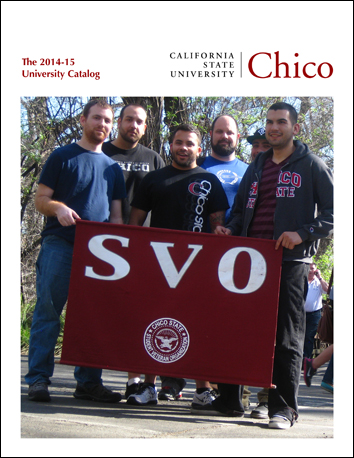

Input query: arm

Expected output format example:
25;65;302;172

35;183;81;226
209;211;226;234
276;160;333;250
297;159;334;242
129;207;148;226
275;231;303;250
315;269;329;293
109;199;124;225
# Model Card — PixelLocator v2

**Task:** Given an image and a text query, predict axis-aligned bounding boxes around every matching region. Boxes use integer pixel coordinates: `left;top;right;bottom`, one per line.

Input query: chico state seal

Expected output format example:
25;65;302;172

144;318;190;363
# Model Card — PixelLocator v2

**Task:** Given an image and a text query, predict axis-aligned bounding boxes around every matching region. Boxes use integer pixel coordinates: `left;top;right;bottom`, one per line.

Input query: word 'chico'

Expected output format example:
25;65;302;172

248;52;333;79
84;235;267;294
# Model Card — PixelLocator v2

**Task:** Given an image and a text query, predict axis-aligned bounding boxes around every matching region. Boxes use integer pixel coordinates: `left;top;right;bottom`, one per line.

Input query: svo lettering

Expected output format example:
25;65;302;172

85;235;130;281
84;235;267;294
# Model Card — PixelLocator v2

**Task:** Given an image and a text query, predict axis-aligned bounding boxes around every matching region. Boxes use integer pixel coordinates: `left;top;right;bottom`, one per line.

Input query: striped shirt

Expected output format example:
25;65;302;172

248;156;289;239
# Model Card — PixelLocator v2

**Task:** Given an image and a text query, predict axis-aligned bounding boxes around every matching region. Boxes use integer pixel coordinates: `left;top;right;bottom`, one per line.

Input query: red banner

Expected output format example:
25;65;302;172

60;220;282;387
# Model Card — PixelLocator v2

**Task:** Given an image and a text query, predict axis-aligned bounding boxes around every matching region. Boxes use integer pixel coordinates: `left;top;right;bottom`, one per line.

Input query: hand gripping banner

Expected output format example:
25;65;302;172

60;220;283;387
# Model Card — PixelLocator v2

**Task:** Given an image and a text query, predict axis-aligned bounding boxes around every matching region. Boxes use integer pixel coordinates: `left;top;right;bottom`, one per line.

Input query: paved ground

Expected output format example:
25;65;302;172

17;355;337;443
6;355;352;456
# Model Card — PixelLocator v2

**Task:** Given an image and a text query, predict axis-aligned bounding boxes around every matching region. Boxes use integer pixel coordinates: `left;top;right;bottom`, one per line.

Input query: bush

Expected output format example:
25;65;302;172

20;299;66;356
314;243;334;284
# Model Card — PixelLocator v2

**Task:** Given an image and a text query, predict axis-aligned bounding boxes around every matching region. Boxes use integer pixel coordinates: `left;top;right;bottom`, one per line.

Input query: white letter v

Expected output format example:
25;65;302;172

150;242;203;288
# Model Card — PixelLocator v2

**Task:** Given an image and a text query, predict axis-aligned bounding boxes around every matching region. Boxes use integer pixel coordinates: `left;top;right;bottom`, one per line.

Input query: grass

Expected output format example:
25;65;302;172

21;299;66;356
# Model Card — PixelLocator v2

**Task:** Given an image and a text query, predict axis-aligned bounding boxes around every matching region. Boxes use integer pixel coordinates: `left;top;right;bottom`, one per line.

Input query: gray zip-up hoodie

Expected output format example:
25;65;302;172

226;140;333;263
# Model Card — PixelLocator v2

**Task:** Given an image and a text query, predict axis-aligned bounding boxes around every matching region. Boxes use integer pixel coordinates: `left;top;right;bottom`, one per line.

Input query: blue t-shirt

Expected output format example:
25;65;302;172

199;156;248;223
39;143;126;243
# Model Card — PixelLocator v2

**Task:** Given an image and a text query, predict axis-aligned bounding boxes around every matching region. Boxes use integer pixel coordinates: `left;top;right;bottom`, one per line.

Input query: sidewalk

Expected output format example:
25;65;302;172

19;355;335;441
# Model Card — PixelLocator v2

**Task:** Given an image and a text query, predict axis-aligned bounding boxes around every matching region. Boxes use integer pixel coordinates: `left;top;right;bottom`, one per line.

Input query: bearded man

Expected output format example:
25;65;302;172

103;104;165;225
198;114;248;223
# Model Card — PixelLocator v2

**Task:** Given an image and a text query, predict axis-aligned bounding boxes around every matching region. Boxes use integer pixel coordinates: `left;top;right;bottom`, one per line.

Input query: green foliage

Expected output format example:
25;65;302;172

21;300;35;353
314;243;334;284
21;299;66;356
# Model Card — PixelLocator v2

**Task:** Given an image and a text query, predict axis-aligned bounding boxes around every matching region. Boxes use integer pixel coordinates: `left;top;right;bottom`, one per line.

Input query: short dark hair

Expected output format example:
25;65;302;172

119;104;147;121
211;114;239;133
82;99;114;119
267;102;298;125
170;123;202;145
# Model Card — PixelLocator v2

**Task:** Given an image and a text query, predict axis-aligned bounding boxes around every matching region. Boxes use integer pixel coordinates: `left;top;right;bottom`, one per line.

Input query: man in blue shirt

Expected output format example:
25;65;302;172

193;115;248;413
25;100;126;403
199;114;248;224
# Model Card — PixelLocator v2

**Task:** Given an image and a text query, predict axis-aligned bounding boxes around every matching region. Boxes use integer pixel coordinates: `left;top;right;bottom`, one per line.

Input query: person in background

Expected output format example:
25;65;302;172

304;285;333;394
247;127;271;162
304;344;333;393
303;263;328;360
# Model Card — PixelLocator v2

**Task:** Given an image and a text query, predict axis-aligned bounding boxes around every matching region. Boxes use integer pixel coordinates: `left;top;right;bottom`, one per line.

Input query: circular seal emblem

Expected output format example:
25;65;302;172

216;170;239;185
144;318;190;364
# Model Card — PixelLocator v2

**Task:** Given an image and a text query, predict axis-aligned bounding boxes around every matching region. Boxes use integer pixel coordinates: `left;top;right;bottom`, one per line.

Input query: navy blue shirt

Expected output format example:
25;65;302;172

39;143;126;243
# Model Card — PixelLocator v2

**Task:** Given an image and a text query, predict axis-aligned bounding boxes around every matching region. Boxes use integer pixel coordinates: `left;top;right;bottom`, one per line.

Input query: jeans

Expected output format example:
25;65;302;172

25;235;102;386
303;309;322;359
268;261;309;420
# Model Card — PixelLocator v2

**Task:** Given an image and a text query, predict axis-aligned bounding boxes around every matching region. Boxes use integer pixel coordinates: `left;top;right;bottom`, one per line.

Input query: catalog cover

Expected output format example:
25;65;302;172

6;0;352;453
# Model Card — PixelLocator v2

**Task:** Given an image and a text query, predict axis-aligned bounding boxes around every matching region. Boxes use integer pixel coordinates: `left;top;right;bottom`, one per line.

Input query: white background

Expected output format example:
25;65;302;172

2;1;353;455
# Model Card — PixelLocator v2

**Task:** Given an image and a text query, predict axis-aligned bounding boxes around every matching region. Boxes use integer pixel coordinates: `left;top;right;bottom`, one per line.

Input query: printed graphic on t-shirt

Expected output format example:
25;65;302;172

216;169;239;185
115;161;151;172
185;179;212;232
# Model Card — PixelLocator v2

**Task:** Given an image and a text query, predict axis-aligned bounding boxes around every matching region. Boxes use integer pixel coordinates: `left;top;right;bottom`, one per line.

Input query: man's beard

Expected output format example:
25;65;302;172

211;139;236;157
119;128;142;145
171;149;196;168
85;128;106;145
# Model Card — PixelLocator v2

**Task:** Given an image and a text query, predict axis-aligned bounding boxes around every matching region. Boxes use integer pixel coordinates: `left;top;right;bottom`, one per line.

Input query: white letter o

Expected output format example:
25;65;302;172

218;247;267;294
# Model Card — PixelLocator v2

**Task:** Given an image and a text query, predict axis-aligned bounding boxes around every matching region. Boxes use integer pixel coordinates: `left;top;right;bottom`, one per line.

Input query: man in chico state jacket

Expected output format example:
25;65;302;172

215;102;333;429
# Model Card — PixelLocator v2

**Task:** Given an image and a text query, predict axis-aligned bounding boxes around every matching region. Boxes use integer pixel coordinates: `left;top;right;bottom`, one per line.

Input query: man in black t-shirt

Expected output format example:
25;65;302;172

130;124;228;231
103;104;165;225
126;124;229;407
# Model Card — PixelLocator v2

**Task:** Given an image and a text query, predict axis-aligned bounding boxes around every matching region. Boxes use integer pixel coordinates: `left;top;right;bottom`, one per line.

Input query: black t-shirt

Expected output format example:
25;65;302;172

102;142;165;225
131;165;229;232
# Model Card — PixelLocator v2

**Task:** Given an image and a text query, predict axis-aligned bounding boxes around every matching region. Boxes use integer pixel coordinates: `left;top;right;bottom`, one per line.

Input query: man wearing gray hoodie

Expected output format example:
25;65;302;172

215;102;333;429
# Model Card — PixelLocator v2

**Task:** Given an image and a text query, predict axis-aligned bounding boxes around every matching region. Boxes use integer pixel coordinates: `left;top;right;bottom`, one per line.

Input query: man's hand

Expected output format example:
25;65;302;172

35;183;80;226
56;206;81;226
275;231;302;250
214;226;232;236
